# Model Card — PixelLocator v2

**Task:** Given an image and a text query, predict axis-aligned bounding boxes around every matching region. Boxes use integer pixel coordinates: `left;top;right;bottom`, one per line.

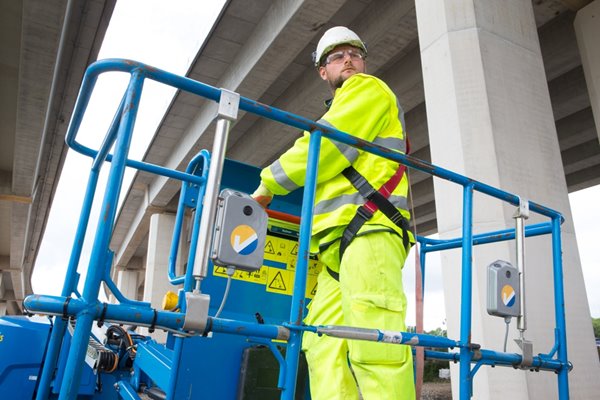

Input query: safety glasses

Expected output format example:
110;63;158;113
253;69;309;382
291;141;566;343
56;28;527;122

323;49;366;65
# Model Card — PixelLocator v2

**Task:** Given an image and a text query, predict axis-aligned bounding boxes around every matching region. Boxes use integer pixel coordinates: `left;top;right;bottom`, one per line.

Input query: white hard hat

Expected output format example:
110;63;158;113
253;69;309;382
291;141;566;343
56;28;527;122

312;26;367;67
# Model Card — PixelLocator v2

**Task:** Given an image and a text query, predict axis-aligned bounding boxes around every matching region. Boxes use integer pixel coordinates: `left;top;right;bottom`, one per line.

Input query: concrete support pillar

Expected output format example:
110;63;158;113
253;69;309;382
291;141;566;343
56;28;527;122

117;270;139;301
143;213;177;342
415;1;600;398
575;0;600;144
0;302;6;317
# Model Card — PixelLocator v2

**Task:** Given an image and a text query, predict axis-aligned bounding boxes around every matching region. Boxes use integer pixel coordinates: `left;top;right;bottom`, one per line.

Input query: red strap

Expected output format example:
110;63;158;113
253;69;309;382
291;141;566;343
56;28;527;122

364;163;407;213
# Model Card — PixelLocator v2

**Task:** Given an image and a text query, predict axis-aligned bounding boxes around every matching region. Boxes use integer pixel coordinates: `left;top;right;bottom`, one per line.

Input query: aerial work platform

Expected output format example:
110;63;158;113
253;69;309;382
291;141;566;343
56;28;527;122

17;59;571;399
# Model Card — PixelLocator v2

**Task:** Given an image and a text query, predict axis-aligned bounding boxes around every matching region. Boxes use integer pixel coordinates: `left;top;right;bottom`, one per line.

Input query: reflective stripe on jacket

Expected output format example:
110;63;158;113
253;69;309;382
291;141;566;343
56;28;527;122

260;73;411;248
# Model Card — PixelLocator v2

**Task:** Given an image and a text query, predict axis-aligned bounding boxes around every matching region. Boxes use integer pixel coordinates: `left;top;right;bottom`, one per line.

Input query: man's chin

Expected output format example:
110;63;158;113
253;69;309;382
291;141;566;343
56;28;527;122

330;71;359;90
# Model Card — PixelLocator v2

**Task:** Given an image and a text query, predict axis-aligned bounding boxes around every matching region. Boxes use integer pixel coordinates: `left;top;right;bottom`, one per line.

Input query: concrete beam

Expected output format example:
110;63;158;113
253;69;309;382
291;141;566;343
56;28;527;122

0;170;11;194
228;0;418;166
575;1;600;144
9;270;24;301
379;44;424;114
556;107;597;149
567;163;600;191
560;0;594;11
548;65;590;120
538;11;580;81
6;300;21;315
13;0;66;197
562;139;600;174
10;202;29;273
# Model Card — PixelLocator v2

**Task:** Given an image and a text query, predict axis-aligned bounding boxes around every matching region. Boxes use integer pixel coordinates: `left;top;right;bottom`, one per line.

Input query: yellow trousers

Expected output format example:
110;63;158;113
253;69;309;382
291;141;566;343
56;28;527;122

302;231;415;400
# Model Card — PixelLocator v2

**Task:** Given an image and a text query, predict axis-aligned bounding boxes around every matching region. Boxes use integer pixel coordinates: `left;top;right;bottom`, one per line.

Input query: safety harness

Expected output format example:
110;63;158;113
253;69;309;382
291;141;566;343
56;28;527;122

326;161;412;281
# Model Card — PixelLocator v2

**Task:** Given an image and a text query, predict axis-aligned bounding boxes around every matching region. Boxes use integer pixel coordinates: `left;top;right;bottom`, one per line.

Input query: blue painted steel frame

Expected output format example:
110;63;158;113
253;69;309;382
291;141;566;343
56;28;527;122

23;59;570;399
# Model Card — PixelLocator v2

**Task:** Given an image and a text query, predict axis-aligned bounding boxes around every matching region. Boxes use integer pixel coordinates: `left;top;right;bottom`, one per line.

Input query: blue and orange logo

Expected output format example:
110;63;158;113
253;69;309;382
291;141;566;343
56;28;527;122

501;285;516;307
230;225;258;255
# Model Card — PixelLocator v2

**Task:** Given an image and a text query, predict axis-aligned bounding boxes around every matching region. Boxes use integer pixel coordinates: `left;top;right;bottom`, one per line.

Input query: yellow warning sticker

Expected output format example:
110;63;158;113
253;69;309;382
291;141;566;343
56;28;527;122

213;265;268;285
305;275;318;299
264;240;276;255
213;233;323;298
264;236;298;266
266;268;293;296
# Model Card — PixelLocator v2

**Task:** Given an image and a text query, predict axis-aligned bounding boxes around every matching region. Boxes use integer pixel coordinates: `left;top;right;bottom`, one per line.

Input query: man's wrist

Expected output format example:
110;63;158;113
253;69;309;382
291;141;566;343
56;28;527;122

252;182;273;208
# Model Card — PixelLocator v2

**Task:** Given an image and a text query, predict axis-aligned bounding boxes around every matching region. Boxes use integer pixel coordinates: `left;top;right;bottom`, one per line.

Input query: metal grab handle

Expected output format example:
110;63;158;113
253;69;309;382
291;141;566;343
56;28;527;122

266;209;301;225
168;151;210;285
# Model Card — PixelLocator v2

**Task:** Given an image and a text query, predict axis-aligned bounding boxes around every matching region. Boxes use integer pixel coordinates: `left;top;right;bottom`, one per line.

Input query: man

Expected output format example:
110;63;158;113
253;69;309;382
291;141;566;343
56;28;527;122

253;26;415;399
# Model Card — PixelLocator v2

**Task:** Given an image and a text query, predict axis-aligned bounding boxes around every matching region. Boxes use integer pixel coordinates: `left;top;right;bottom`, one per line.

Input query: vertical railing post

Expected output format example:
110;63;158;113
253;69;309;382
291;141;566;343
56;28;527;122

552;216;570;399
192;89;239;287
281;130;322;400
459;184;474;400
35;171;100;400
58;69;145;400
35;96;126;400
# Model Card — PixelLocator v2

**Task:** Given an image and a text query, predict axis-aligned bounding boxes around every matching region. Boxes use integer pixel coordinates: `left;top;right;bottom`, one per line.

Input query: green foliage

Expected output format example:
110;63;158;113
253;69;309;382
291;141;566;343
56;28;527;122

592;318;600;338
417;326;450;382
427;327;447;338
423;358;450;382
593;318;600;361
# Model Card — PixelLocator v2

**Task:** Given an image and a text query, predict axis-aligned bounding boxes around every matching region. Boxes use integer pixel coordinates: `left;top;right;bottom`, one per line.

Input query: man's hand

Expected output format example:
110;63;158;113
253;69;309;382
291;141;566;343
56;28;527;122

252;182;273;209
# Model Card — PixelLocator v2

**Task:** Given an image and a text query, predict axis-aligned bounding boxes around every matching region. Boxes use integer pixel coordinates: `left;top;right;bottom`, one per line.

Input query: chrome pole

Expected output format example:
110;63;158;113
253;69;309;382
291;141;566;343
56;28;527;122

192;89;240;290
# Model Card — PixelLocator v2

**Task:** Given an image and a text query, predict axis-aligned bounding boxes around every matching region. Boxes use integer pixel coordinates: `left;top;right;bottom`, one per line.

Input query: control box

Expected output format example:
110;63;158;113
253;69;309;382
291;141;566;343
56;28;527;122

487;260;521;318
211;189;268;271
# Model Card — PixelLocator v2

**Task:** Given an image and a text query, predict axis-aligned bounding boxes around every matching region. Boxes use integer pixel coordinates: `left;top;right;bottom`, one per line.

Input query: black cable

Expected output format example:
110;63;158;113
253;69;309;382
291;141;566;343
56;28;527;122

62;297;72;321
96;369;103;392
149;309;158;333
97;302;108;327
255;312;265;324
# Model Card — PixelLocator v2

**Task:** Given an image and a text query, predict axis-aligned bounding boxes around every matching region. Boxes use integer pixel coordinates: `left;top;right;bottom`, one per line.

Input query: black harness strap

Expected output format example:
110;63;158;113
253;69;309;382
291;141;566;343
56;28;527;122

326;266;340;281
335;165;412;274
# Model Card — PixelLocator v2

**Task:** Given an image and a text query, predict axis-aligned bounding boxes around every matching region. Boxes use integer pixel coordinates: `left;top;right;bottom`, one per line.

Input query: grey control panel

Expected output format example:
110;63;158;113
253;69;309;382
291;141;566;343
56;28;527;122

487;260;521;318
211;189;267;271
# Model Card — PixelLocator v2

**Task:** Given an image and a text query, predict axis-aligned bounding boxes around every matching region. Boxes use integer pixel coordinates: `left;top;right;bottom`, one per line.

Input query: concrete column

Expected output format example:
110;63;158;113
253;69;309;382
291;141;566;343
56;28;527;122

117;270;139;301
143;213;177;342
415;1;600;399
575;0;600;144
0;302;6;317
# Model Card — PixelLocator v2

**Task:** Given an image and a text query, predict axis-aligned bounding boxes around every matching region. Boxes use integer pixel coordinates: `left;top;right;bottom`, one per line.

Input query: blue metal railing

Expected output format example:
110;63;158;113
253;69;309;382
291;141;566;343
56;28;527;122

24;59;570;400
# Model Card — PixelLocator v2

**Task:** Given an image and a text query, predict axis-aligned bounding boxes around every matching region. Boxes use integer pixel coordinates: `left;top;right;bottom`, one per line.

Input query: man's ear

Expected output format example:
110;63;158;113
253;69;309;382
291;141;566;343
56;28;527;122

318;66;328;81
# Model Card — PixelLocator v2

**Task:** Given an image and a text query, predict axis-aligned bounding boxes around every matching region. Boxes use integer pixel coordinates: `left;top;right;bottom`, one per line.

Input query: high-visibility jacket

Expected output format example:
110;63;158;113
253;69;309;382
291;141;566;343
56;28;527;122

260;73;411;252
